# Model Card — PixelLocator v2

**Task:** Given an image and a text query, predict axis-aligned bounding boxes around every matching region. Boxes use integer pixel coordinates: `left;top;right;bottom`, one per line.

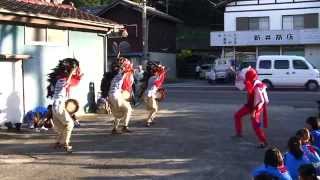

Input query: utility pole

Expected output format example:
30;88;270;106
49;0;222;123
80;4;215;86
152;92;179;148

142;0;148;61
166;0;169;13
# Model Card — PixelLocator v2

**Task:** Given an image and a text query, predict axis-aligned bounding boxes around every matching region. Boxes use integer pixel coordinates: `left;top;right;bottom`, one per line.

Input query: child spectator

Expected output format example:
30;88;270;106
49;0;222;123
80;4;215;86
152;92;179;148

296;129;320;164
296;128;320;174
23;106;52;131
306;116;320;149
284;136;311;180
298;164;318;180
252;147;292;180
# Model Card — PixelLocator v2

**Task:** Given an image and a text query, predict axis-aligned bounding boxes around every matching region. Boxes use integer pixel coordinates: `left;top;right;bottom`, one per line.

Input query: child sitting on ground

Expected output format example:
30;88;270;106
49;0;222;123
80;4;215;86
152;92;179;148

252;147;292;180
306;116;320;149
23;105;53;131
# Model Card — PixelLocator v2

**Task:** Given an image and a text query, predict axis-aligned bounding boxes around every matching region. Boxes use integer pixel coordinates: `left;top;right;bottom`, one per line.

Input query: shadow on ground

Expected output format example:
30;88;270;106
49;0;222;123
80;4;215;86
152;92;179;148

0;102;317;180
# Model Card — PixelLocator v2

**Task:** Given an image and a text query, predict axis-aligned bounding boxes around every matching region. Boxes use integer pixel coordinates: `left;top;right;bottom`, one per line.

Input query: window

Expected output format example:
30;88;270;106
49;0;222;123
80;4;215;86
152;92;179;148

293;60;309;69
257;17;269;30
274;60;289;69
282;46;305;57
305;14;319;28
125;24;138;37
236;17;249;31
258;46;280;56
25;26;68;46
25;27;46;43
236;17;269;31
259;60;271;69
249;17;259;30
282;14;318;30
47;29;68;44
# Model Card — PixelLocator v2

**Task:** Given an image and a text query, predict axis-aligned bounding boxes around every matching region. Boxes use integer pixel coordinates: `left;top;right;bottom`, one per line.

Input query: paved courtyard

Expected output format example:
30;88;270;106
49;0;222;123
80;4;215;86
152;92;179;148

0;97;317;180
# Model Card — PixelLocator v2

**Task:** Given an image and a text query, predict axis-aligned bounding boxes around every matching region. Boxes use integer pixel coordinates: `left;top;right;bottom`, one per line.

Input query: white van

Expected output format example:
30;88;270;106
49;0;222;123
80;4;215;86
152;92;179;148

256;55;320;91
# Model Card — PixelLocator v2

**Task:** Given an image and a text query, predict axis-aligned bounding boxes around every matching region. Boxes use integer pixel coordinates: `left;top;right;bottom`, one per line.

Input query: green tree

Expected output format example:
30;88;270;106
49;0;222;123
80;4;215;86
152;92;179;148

177;49;192;61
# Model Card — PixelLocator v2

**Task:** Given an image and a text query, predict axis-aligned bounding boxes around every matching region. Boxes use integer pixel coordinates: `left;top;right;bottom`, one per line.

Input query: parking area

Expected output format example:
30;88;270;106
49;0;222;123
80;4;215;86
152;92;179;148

0;93;317;180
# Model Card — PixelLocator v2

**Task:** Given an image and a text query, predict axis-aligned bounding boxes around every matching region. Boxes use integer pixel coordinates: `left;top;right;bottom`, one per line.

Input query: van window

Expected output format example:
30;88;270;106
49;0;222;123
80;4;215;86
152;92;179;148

274;60;289;69
293;60;309;69
259;60;271;69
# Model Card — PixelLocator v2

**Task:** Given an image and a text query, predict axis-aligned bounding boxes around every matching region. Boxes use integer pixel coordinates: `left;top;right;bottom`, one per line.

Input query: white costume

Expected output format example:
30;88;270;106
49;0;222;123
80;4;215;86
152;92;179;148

52;78;74;149
144;75;159;125
108;72;133;131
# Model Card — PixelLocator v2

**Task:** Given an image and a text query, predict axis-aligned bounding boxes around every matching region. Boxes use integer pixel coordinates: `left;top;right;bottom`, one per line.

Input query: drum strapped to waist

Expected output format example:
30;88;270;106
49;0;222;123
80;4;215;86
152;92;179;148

155;88;166;101
65;99;79;114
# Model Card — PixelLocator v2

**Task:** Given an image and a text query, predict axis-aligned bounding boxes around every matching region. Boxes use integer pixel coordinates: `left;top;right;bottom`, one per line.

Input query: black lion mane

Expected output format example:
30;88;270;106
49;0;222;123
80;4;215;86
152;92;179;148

46;58;79;98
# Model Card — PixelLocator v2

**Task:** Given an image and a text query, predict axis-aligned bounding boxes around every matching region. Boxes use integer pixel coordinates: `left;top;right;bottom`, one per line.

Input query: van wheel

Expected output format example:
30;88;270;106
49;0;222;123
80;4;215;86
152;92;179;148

306;81;319;91
262;80;273;90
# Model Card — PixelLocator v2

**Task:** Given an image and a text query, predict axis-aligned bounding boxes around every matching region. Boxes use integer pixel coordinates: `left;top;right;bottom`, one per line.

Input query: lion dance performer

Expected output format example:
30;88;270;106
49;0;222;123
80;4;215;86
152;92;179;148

234;66;269;148
47;58;82;153
107;57;134;134
143;62;167;127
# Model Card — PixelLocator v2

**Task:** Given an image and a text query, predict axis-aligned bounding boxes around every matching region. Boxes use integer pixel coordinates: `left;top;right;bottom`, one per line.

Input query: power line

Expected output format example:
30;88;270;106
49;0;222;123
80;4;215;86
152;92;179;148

207;0;217;7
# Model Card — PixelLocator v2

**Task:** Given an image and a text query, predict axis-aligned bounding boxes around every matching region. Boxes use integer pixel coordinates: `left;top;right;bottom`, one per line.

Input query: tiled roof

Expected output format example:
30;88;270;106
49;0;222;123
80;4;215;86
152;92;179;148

0;0;122;31
97;0;183;23
80;6;106;15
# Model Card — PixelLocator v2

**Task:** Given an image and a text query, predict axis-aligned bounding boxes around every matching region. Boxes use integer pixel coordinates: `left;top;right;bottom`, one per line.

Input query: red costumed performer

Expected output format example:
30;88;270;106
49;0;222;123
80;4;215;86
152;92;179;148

234;67;269;148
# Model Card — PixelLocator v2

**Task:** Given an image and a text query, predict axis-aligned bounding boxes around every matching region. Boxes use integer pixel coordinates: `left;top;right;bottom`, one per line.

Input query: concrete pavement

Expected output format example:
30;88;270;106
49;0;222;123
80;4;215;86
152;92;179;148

0;99;317;179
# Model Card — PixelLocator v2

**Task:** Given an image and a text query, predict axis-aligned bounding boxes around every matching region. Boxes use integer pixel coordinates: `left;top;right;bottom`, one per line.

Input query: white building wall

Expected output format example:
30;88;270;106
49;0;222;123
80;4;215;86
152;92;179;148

23;31;104;115
224;1;320;31
0;61;24;125
67;31;104;114
234;0;317;6
226;0;320;11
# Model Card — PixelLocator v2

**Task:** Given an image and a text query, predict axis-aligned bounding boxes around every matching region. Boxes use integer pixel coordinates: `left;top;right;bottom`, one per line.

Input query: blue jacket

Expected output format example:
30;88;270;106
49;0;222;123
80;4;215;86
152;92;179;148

311;130;320;150
302;144;320;164
33;106;48;119
23;106;48;124
284;152;310;180
301;144;320;175
252;165;292;180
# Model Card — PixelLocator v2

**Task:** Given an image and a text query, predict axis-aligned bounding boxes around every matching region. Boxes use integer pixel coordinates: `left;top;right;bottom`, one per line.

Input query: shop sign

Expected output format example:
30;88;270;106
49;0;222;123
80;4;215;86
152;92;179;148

210;29;320;46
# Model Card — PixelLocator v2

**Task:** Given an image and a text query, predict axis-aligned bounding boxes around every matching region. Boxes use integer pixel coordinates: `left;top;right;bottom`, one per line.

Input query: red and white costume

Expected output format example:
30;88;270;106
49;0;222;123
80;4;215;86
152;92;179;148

108;58;134;133
47;58;82;152
144;65;166;126
234;67;269;145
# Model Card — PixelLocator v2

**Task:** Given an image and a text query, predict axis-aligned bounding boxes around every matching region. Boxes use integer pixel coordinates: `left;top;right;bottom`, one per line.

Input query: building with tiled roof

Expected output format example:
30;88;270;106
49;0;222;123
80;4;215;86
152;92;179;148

0;0;124;125
96;0;182;24
92;0;182;79
0;0;123;31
